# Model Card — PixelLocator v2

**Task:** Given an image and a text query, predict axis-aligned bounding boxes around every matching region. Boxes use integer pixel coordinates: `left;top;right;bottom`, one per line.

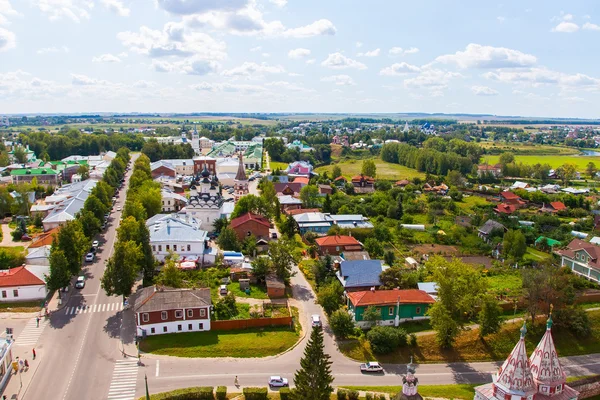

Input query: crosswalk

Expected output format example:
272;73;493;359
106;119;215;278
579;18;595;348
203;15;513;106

15;317;49;346
64;302;124;315
107;359;139;400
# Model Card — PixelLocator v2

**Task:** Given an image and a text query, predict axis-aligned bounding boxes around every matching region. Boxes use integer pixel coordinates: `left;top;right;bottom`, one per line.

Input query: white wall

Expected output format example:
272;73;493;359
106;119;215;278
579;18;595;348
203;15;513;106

0;285;47;302
151;241;205;262
137;319;211;336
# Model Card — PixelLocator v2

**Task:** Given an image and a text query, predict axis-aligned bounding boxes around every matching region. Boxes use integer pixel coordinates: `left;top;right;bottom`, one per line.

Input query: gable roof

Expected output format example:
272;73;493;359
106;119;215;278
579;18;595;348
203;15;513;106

315;235;361;247
338;260;385;288
286;208;320;216
500;191;520;200
148;216;207;243
550;201;567;211
274;182;303;194
347;289;435;307
230;212;271;229
478;219;506;235
494;203;518;214
29;227;60;248
0;266;45;287
134;286;211;313
557;238;600;268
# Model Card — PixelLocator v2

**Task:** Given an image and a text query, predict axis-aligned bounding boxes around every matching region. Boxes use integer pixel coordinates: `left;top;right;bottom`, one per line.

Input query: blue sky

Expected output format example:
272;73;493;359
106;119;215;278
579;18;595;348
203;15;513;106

1;0;600;117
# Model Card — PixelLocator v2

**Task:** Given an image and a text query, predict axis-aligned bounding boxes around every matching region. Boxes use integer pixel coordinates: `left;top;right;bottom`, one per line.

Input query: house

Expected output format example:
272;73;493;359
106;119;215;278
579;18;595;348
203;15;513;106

477;220;506;242
278;195;302;213
405;257;419;268
346;289;435;328
556;238;600;284
540;201;567;213
476;164;502;178
134;286;211;336
351;175;375;193
161;159;195;176
286;140;314;152
11;168;60;186
334;176;347;187
499;191;525;207
285;161;313;177
25;246;51;265
417;282;438;299
285;208;320;216
266;276;286;298
292;176;310;186
192;156;217;176
318;184;333;195
494;203;518;215
151;160;176;179
330;214;374;230
147;214;209;264
423;182;449;195
293;212;373;235
229;212;270;241
314;235;363;256
336;259;387;292
0;266;47;302
274;182;303;197
161;189;188;212
42;180;98;231
29;227;59;248
395;179;410;187
510;181;530;190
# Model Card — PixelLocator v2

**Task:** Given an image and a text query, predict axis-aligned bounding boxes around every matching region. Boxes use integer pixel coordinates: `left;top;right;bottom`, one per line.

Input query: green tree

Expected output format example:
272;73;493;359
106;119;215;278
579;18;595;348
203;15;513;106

84;194;107;222
135;181;162;219
446;170;465;187
251;256;272;284
101;240;143;297
279;215;298;238
322;193;332;213
499;152;515;165
155;254;184;288
77;164;90;180
300;185;321;209
264;138;286;162
230;194;270;219
332;165;342;179
366;326;407;354
123;200;147;221
362;306;381;327
361;159;377;178
317;280;343;315
428;302;459;348
92;181;113;208
56;220;88;275
0;187;14;217
217;227;241;252
383;250;396;266
329;309;355;339
268;239;298;281
46;247;71;291
379;267;418;290
213;217;229;235
259;179;280;220
13;146;27;164
292;326;334;400
78;210;101;239
557;163;577;186
502;229;527;263
364;237;384;258
478;295;503;337
586;162;597;179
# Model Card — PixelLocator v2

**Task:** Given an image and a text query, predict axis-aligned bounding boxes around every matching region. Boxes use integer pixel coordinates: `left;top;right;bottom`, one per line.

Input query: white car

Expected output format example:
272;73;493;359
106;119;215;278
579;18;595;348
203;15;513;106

268;376;289;388
85;253;95;262
116;206;122;212
92;240;99;247
75;276;85;289
311;314;321;328
360;362;383;373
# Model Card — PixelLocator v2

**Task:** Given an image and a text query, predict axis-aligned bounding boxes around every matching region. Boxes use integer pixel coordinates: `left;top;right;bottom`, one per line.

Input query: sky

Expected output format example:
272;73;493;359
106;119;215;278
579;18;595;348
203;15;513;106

1;0;600;118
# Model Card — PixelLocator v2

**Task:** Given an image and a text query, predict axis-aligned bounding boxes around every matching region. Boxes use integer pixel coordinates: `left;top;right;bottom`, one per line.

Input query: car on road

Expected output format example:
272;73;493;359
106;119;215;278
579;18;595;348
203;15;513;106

75;276;85;289
311;314;321;328
92;240;99;247
89;246;97;254
116;206;122;212
360;362;383;373
268;376;289;388
85;253;95;262
102;222;108;230
271;232;278;239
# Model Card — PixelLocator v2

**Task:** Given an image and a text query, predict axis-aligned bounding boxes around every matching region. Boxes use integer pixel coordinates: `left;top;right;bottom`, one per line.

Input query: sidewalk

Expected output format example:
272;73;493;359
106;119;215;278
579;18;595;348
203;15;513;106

2;341;43;399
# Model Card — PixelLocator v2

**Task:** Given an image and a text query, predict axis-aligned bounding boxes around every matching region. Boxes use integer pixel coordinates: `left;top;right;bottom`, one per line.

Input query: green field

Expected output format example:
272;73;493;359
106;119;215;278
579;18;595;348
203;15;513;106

483;154;600;170
315;159;426;180
479;142;580;155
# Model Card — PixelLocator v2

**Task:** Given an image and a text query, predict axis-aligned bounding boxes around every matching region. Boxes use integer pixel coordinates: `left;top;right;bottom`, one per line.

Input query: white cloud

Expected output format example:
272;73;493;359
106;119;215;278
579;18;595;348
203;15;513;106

152;58;220;75
157;0;248;15
266;81;313;92
282;19;336;38
471;85;499;96
583;22;600;31
562;13;574;21
250;46;261;52
0;27;15;51
288;48;311;59
71;73;100;85
484;67;600;91
92;53;122;63
497;16;505;22
190;82;267;94
101;0;130;17
269;0;287;7
403;68;462;89
261;52;270;58
435;43;537;69
132;80;156;88
389;47;419;56
321;53;367;70
221;61;285;77
379;62;421;76
37;46;70;54
321;75;355;86
306;59;315;65
0;1;21;25
117;24;227;60
357;48;380;57
552;21;579;33
35;0;93;23
355;41;363;48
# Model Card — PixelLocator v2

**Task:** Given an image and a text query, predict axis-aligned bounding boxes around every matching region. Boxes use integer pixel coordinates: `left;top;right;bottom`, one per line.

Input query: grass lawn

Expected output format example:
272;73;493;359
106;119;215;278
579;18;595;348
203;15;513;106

524;247;552;262
227;282;269;299
478;142;579;155
343;384;479;399
269;161;288;171
484;273;522;295
456;195;492;213
399;319;432;334
315;159;426;180
339;310;600;364
0;301;42;313
484;154;600;170
140;326;299;358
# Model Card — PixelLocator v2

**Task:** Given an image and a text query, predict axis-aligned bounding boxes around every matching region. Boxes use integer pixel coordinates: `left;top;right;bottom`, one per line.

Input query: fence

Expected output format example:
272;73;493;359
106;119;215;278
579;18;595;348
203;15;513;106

570;375;600;399
212;316;293;331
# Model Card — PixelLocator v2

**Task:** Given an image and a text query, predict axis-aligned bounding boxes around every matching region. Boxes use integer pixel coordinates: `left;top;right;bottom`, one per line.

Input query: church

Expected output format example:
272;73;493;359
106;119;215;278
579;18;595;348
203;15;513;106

185;164;225;232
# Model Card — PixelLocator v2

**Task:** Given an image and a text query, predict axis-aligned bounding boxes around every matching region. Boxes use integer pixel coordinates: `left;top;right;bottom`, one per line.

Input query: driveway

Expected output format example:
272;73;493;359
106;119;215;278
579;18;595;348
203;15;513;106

0;223;30;248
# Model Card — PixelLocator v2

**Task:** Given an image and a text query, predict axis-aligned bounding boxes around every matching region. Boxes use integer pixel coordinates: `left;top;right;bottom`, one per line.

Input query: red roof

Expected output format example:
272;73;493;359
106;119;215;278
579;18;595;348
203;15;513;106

550;201;567;211
315;235;361;247
500;191;520;200
285;208;320;216
293;177;309;185
351;175;375;183
478;164;501;171
29;227;60;248
0;266;45;287
334;176;347;182
494;203;518;214
395;179;410;186
229;212;271;229
347;289;435;307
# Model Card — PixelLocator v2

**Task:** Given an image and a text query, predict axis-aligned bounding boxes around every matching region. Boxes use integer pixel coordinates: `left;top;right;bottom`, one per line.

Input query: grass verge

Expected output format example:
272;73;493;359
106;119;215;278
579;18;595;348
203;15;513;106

315;159;426;180
342;384;478;399
227;282;269;299
0;301;42;313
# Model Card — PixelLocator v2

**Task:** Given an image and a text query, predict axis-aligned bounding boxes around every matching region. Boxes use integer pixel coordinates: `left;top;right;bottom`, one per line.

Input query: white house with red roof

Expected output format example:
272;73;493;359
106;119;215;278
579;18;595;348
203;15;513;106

0;266;47;302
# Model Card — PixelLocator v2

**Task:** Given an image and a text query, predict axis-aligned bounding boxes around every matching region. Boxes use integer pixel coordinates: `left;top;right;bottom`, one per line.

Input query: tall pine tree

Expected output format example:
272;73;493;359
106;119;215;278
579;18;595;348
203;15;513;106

293;326;334;400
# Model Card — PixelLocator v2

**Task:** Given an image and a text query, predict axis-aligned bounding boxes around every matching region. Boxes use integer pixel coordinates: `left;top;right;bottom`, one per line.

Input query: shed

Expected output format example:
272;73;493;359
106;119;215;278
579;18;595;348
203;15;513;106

266;276;285;298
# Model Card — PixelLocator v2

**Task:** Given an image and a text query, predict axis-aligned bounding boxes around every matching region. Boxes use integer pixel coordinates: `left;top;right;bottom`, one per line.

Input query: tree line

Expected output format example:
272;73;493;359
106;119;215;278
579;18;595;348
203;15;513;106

381;142;474;175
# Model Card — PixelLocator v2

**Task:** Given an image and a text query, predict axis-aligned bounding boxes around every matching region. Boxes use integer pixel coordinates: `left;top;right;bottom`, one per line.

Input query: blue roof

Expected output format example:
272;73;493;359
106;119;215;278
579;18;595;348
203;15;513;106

339;260;383;288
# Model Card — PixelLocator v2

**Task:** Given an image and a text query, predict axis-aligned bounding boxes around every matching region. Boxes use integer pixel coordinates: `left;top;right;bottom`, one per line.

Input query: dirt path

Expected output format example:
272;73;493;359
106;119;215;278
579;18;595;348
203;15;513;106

0;224;29;248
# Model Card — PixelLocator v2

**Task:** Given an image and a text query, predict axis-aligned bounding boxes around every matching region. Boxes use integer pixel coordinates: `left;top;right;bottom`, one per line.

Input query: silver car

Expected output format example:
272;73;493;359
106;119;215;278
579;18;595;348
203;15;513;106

360;362;383;373
268;376;289;388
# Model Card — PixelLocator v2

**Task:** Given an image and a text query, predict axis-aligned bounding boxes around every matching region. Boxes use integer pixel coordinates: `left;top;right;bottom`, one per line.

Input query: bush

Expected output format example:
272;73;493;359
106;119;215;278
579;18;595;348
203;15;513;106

347;389;359;400
366;326;408;354
145;387;214;399
0;248;26;269
243;387;268;400
554;306;592;337
337;389;347;400
378;395;386;400
279;387;292;400
329;309;356;339
216;386;227;400
365;393;374;400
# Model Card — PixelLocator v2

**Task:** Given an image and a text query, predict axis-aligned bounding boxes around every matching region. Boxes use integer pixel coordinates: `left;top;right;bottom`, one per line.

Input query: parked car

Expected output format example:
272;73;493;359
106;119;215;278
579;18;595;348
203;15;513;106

89;246;97;254
360;362;383;373
102;223;108;230
219;285;228;295
116;206;122;212
85;253;95;262
271;232;278;239
268;376;289;388
92;240;99;247
311;314;321;327
75;276;85;289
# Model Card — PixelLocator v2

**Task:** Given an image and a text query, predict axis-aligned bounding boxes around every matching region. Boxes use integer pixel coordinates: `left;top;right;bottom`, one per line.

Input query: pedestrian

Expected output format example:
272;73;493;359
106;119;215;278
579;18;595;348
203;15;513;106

36;316;40;328
234;376;239;387
32;348;36;360
18;358;23;371
24;359;29;369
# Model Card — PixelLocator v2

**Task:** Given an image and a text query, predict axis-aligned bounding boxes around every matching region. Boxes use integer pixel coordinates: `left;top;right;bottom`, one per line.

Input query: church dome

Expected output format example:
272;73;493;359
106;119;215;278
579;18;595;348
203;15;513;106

201;165;210;178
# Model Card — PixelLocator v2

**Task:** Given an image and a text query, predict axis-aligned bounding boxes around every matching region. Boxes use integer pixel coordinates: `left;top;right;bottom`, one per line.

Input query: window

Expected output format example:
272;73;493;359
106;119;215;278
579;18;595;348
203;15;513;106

576;253;580;259
336;246;340;252
177;325;182;331
175;310;183;318
199;309;206;318
142;313;149;322
1;291;5;298
166;245;170;251
161;311;168;320
152;245;156;252
150;328;155;334
168;201;171;205
13;290;18;298
187;309;193;318
388;306;394;316
188;324;192;330
199;323;204;330
187;245;191;251
415;307;421;315
158;245;162;252
163;326;167;333
173;245;177;252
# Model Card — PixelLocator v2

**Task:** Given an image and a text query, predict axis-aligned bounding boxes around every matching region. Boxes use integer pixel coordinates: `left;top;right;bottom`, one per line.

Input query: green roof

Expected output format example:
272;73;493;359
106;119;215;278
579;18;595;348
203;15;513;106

11;168;59;176
535;236;561;247
244;143;263;160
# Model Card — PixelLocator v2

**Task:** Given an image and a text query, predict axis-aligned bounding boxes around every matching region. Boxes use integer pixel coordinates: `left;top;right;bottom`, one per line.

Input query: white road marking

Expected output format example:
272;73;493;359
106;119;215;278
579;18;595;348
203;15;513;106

14;318;49;346
64;303;123;315
156;360;159;377
107;359;139;400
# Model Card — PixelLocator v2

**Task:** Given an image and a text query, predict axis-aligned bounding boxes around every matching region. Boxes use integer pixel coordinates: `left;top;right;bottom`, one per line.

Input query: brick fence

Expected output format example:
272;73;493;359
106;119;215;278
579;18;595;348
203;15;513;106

212;316;293;331
570;375;600;399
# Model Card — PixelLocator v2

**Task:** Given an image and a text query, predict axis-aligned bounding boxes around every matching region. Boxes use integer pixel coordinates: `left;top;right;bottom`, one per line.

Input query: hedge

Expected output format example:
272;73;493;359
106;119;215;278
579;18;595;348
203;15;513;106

337;389;347;400
242;387;268;400
347;389;359;400
216;386;227;400
139;386;214;400
279;387;292;400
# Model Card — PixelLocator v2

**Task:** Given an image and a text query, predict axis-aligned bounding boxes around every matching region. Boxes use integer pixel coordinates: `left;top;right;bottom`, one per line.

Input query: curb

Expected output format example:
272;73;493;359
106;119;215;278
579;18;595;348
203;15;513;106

19;354;43;400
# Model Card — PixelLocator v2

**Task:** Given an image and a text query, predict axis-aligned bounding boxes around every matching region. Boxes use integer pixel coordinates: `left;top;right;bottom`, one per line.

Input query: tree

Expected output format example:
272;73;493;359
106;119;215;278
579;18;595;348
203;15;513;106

264;138;286;162
478;295;502;337
300;185;321;209
78;210;101;238
241;235;257;257
446;170;465;187
134;182;162;219
366;326;407;354
230;194;269;219
428;302;459;348
292;326;334;400
55;220;88;276
268;239;298;281
101;240;143;297
362;306;381;327
317;280;343;315
279;215;298;238
364;237;384;258
213;218;229;235
502;229;527;263
259;179;279;220
77;164;90;180
13;146;27;164
557;163;577;186
251;257;271;284
46;247;71;291
322;194;332;213
329;309;355;339
217;227;241;252
0;187;14;217
155;254;184;288
379;267;418;290
499;152;515;165
586;162;597;179
123;200;147;221
84;194;107;222
332;165;342;179
361;159;377;178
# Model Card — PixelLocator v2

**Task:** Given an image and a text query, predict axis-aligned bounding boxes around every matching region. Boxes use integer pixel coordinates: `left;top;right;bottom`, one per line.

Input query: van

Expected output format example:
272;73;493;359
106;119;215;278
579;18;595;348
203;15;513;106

311;314;321;327
219;285;228;295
